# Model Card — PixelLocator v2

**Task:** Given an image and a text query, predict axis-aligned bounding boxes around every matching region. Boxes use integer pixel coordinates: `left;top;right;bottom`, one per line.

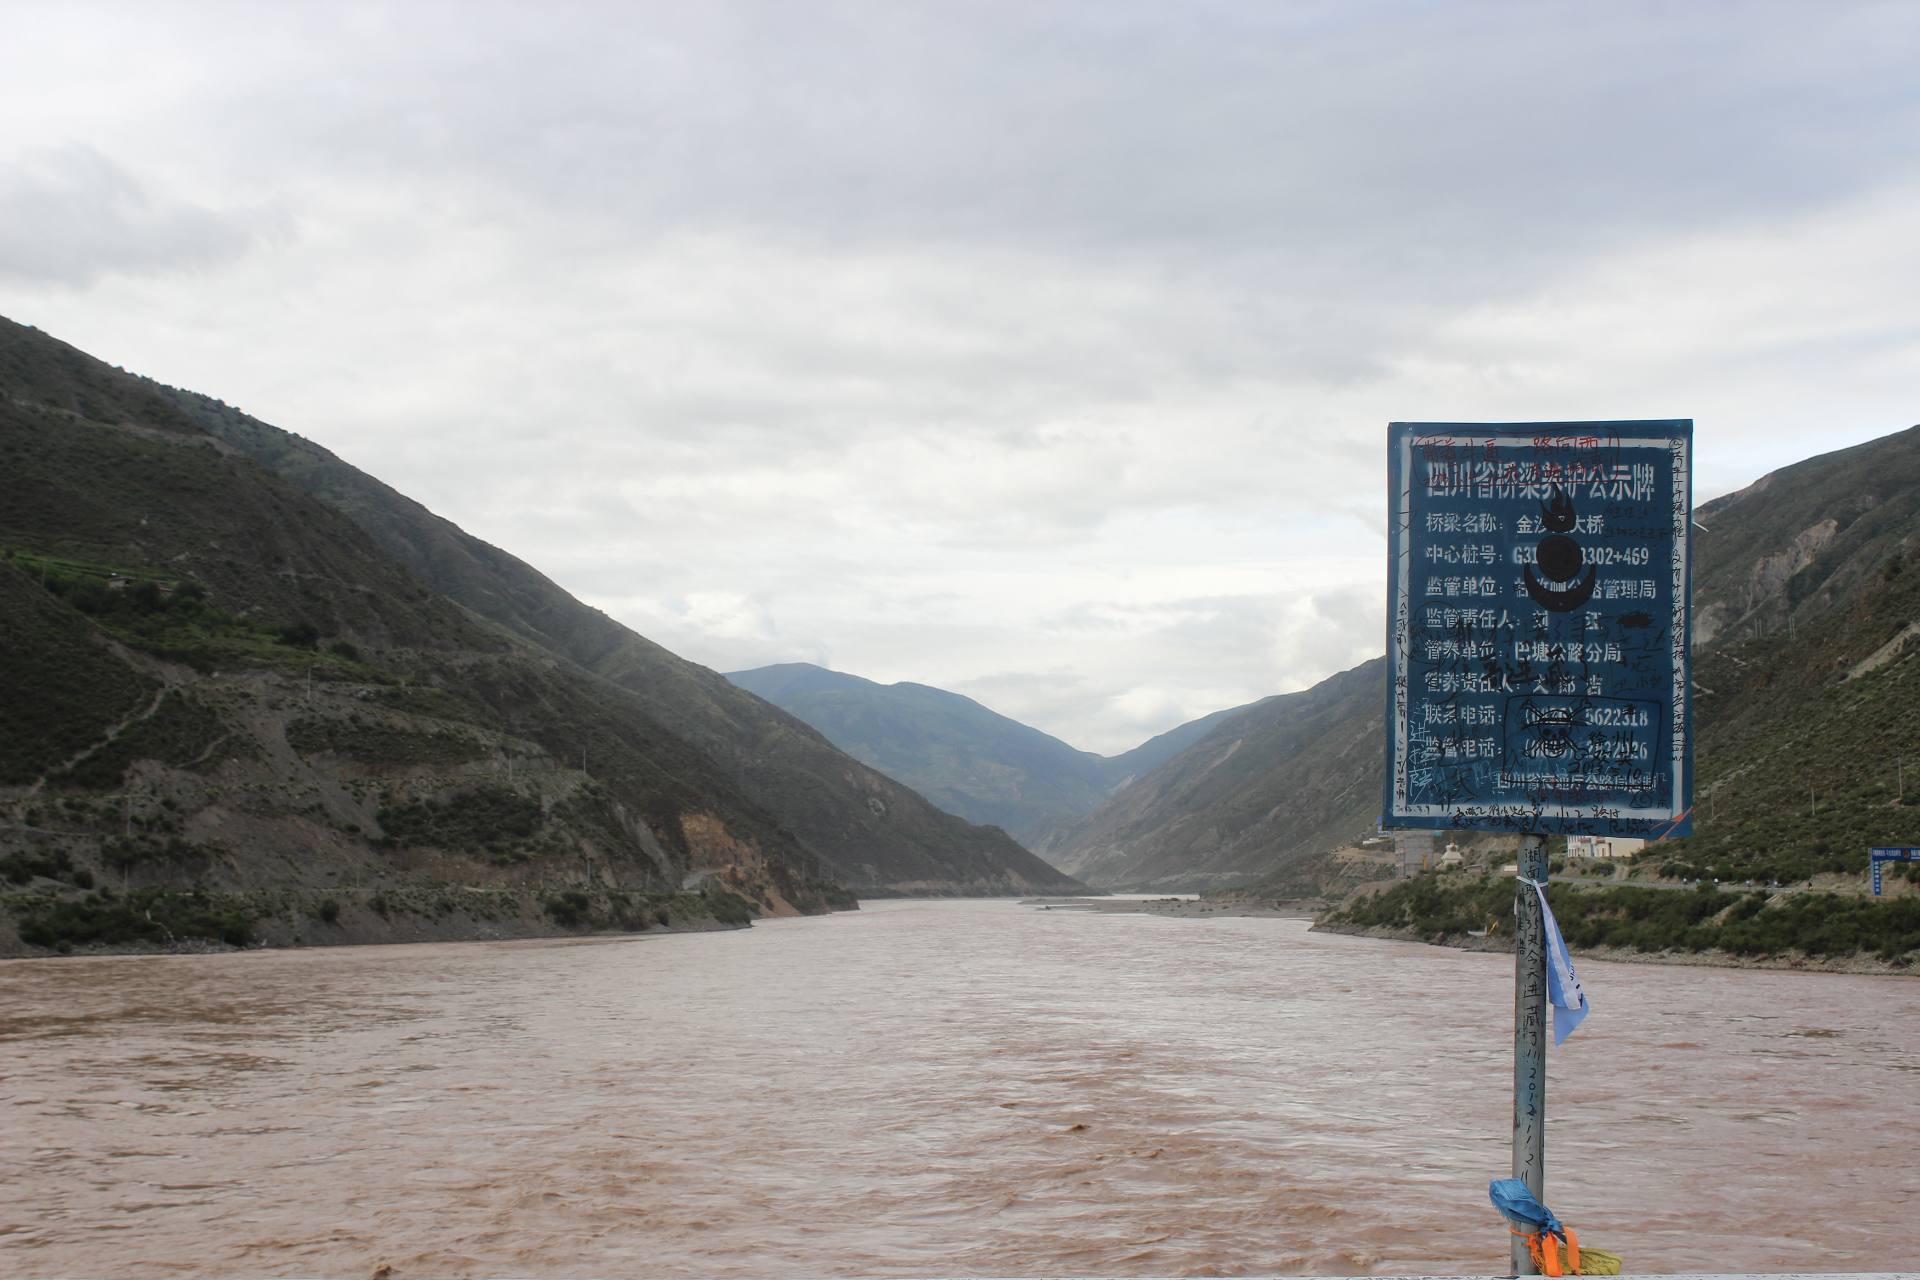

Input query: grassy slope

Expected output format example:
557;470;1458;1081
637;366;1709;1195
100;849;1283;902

1641;555;1920;884
0;565;157;785
1323;466;1920;963
1325;875;1919;964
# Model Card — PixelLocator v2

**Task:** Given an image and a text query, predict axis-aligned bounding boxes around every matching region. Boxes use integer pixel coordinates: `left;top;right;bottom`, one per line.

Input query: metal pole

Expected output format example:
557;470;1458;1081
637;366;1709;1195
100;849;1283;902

1511;831;1549;1276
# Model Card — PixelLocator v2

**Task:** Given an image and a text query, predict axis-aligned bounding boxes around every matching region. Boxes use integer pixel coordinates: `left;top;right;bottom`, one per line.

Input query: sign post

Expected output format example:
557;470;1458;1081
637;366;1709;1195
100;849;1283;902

1384;421;1693;1275
1510;831;1548;1276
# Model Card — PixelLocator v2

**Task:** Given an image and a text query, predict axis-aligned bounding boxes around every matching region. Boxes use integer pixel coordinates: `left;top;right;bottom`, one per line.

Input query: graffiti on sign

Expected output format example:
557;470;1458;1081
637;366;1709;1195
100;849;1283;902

1384;421;1692;836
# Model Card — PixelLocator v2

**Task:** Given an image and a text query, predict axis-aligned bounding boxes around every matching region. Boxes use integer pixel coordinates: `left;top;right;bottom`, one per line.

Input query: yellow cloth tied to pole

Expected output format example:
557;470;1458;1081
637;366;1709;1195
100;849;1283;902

1526;1230;1623;1276
1492;1179;1623;1276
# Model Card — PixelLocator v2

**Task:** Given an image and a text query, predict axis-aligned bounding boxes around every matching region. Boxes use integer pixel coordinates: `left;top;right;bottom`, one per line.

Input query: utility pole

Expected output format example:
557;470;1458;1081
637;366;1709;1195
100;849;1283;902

1511;831;1549;1277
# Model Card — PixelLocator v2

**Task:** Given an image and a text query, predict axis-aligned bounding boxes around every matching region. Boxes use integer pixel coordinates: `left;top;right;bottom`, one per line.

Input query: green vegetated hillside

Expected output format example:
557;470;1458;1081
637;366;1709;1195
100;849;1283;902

1326;877;1920;964
149;366;1080;899
1323;555;1920;965
0;318;1077;956
1656;556;1920;885
726;661;1268;852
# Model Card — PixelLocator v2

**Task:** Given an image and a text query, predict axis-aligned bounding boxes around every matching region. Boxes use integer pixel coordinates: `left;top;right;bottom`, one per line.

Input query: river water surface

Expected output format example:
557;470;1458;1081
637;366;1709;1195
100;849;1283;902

3;899;1916;1277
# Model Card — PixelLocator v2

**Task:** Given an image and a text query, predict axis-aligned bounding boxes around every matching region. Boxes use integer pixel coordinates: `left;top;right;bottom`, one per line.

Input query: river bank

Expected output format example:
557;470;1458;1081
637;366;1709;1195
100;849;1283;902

1310;918;1919;976
1021;895;1323;919
1022;891;1919;976
0;882;767;959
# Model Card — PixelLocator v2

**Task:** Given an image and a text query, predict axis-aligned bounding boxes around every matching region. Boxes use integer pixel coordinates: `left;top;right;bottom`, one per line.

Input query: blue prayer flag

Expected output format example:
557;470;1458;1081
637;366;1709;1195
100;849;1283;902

1525;878;1589;1043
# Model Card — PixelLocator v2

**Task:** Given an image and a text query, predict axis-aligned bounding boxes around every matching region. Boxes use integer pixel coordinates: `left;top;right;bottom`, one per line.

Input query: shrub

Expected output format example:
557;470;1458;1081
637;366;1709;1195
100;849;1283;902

544;890;592;928
16;888;256;951
275;621;322;649
2;848;74;885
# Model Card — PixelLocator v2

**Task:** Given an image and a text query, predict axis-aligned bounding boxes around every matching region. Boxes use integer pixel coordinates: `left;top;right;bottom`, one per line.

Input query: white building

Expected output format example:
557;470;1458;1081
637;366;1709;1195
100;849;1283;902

1566;835;1645;861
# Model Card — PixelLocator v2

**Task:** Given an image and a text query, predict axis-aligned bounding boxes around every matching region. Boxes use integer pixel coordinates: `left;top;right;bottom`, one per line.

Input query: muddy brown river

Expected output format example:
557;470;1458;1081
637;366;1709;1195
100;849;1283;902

3;899;1915;1277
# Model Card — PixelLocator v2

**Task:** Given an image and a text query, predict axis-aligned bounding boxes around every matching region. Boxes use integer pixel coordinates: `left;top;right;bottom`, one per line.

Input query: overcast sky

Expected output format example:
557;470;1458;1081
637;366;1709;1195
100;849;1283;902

5;2;1918;753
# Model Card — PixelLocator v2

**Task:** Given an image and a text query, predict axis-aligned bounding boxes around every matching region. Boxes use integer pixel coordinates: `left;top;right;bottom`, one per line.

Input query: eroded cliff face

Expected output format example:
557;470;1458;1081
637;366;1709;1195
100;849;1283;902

1691;425;1920;648
1697;516;1839;646
679;812;805;917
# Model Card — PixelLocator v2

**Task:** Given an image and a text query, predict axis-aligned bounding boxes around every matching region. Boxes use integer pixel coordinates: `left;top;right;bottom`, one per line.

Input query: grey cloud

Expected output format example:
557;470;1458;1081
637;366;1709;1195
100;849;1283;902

0;146;261;286
5;2;1916;754
225;3;1920;284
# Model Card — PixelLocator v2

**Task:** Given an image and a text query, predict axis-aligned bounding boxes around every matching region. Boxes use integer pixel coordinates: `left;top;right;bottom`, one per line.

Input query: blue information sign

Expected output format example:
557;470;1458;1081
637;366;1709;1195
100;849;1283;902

1870;847;1920;896
1385;421;1693;836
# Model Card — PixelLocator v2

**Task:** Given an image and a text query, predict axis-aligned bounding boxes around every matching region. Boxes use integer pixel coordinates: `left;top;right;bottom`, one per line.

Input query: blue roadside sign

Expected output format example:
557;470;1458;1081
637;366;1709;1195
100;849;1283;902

1384;421;1693;837
1870;847;1920;895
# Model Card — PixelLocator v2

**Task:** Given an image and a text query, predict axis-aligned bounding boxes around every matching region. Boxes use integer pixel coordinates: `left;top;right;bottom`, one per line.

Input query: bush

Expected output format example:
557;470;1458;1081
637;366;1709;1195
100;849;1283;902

378;785;544;852
16;888;256;951
1328;874;1920;962
704;889;755;927
275;621;322;649
1;848;73;885
544;890;592;928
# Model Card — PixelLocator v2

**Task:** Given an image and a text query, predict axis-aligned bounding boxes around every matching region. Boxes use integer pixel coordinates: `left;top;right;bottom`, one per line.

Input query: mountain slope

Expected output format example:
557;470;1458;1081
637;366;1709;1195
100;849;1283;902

726;661;1273;852
100;324;1078;895
1322;559;1920;962
0;318;1078;961
1643;550;1920;885
1693;425;1920;646
1101;698;1274;787
1045;659;1385;891
1;338;856;953
726;663;1114;847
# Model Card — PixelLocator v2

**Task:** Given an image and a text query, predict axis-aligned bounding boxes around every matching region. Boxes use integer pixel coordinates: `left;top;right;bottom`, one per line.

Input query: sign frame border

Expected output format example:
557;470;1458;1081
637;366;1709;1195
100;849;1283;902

1382;419;1694;836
